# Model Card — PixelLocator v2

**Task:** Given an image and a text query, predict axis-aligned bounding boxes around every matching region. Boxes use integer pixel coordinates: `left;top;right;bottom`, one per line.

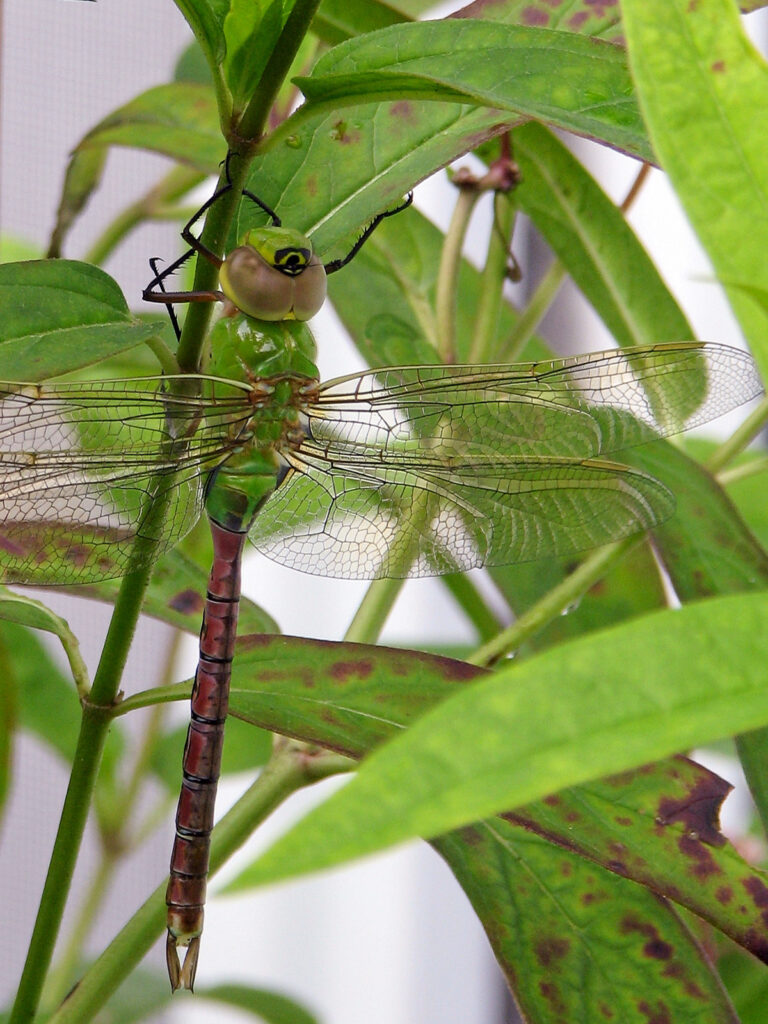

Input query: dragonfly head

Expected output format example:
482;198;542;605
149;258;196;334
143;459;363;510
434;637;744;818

220;226;327;322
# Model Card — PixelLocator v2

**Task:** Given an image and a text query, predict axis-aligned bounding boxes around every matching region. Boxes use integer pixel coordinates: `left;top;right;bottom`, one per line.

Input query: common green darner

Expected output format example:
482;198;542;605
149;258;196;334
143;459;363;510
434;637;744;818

1;183;761;990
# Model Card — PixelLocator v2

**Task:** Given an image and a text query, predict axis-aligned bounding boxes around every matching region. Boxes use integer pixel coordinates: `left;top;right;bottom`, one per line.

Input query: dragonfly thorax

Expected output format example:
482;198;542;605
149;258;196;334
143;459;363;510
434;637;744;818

219;226;327;322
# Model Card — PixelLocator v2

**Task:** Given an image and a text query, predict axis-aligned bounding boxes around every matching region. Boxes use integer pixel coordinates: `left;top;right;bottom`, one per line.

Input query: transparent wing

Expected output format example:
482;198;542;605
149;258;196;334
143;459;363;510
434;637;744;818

0;377;253;583
311;342;761;456
250;343;762;578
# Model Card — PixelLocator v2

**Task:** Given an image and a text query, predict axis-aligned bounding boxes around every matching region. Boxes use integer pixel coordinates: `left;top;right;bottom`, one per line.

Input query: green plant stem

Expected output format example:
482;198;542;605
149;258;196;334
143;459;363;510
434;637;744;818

175;158;245;372
236;0;323;141
501;258;566;362
468;538;637;666
9;563;157;1024
718;453;768;486
111;679;188;716
41;853;117;1012
112;636;181;827
436;187;480;363
179;1;323;371
145;333;182;376
85;165;206;267
345;576;406;644
736;729;768;837
705;392;768;473
46;739;351;1024
441;573;503;643
47;629;183;1006
468;193;516;363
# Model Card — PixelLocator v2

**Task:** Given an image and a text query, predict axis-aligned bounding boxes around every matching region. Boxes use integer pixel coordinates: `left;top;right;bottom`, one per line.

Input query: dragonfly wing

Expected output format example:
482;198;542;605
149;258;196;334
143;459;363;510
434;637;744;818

312;342;762;458
251;342;760;580
0;378;250;584
249;448;674;579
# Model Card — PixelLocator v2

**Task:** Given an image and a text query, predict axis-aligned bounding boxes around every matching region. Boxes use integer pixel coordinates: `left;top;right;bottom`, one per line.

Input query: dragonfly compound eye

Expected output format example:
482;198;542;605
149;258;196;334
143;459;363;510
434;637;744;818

221;245;327;322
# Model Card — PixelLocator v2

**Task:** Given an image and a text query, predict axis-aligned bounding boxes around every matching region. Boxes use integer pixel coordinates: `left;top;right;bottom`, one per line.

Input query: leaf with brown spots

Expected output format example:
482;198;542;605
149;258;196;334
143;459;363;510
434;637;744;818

72;547;277;636
226;633;768;968
225;590;768;894
506;757;768;964
243;102;520;264
244;18;652;260
228;634;485;757
435;820;739;1023
452;0;624;43
297;22;652;164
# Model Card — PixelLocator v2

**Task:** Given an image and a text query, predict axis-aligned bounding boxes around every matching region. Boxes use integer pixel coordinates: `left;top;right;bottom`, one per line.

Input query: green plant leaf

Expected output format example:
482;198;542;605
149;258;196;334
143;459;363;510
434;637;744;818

719;948;768;1023
507;756;768;963
436;821;740;1024
74;83;222;171
0;236;40;263
632;442;768;599
175;39;215;85
224;0;292;111
173;0;228;66
0;261;162;380
513;121;692;347
631;438;768;833
622;0;768;380
240;19;653;257
228;634;485;756
0;590;72;635
48;84;220;254
90;967;170;1022
47;147;108;259
720;450;768;552
224;633;768;961
0;627;16;823
69;547;278;636
491;541;666;653
298;22;652;161
5;621;82;761
312;0;409;45
452;0;763;37
225;591;768;890
198;983;321;1024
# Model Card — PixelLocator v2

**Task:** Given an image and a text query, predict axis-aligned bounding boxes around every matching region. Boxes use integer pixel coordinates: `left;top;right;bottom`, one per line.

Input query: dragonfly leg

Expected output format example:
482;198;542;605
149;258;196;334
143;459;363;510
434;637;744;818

143;254;226;339
241;187;282;227
145;255;189;340
324;192;414;274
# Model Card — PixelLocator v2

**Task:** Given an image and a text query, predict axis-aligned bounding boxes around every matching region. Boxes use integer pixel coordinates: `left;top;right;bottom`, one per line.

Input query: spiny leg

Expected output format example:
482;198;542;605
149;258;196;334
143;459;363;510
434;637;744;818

241;187;281;226
147;256;186;341
324;192;414;274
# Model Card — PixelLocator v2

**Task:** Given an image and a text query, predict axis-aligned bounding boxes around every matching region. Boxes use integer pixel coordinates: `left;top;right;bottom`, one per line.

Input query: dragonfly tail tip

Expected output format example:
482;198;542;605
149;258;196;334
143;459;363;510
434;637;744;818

166;932;200;992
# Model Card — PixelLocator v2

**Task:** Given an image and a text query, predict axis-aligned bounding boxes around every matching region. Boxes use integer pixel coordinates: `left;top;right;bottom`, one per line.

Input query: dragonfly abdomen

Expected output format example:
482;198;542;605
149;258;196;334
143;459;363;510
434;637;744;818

166;521;246;991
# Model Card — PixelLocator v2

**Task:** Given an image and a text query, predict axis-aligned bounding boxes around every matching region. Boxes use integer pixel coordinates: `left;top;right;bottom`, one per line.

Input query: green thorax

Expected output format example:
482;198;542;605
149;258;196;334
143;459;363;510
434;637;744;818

202;314;319;532
204;313;318;382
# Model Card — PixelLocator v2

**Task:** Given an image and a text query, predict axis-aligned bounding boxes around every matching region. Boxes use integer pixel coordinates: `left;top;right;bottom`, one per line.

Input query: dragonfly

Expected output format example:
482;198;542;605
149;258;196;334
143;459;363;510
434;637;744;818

3;183;762;991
